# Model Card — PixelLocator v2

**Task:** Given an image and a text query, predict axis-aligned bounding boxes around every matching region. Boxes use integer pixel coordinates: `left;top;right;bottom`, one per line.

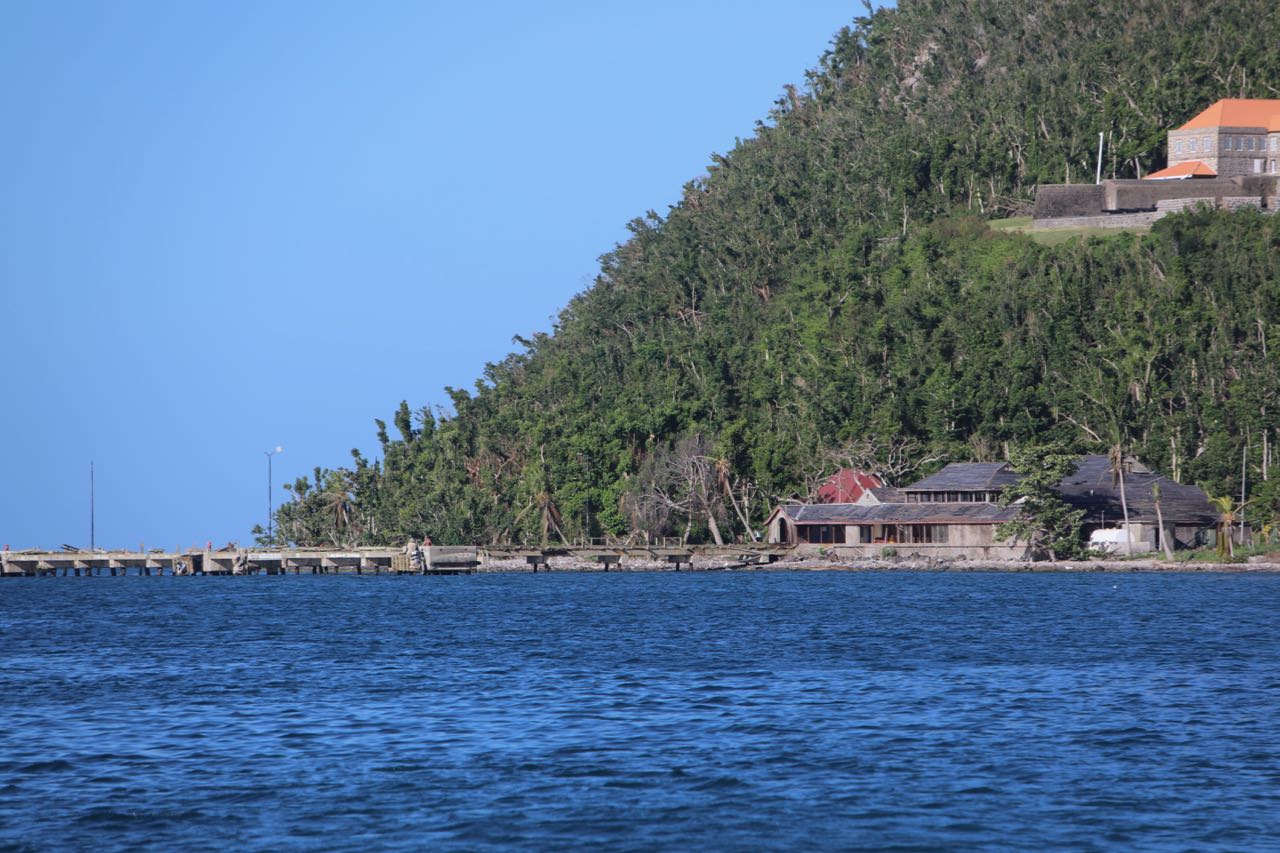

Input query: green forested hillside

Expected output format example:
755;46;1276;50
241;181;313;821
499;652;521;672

270;0;1280;546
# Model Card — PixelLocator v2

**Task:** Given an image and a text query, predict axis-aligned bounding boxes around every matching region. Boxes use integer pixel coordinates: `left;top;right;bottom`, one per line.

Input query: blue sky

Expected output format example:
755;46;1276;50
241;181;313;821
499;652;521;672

0;1;859;549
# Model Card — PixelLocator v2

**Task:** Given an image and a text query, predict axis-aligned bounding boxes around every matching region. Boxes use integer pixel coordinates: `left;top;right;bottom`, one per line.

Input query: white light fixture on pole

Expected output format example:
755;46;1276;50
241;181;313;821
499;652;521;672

265;446;283;540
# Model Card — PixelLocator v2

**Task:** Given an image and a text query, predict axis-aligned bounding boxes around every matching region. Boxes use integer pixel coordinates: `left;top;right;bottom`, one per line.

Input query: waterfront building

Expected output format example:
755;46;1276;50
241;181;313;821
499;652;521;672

766;456;1217;559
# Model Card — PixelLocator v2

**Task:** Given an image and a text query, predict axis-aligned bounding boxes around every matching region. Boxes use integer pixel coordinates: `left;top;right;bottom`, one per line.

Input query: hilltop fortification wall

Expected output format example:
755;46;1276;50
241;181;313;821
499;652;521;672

1033;185;1105;219
1033;176;1279;228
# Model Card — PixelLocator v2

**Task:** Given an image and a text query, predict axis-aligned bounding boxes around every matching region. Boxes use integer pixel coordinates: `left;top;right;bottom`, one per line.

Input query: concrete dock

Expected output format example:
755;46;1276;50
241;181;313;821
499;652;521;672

0;544;788;577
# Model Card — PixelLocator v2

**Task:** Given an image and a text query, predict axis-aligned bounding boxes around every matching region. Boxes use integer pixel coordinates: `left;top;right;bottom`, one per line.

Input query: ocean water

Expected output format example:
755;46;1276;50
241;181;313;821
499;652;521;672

1;571;1277;851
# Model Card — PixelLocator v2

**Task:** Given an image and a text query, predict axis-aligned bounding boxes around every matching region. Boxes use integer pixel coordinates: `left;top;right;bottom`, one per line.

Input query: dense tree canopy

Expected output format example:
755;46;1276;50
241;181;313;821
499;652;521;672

267;0;1280;546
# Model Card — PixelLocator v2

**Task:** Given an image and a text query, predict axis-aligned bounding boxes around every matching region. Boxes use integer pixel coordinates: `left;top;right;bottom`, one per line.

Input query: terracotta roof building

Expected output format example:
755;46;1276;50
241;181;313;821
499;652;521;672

1159;98;1280;179
1034;97;1280;227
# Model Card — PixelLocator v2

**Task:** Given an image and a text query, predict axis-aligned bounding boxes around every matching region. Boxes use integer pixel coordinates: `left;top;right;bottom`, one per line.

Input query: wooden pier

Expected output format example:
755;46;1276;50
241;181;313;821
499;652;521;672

0;546;481;577
0;544;788;578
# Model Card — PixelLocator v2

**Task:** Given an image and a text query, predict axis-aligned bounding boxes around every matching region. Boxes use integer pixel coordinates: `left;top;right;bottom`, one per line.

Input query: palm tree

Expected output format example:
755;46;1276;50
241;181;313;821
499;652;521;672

513;491;567;546
323;474;355;546
1210;495;1241;559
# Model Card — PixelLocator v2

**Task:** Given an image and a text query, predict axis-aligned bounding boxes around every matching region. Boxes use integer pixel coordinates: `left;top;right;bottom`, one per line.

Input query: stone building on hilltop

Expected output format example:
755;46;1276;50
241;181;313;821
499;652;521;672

1032;98;1280;229
1154;98;1280;179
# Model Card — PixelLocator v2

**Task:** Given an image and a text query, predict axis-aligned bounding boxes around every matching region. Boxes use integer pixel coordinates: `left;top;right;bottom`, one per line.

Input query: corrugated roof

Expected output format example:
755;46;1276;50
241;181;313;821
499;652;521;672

1144;160;1217;180
1180;99;1280;131
777;502;1018;525
816;468;883;503
902;462;1021;492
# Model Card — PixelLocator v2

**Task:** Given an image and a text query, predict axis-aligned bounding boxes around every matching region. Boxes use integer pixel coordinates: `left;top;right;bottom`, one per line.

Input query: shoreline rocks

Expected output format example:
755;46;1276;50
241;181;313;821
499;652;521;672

475;554;1280;573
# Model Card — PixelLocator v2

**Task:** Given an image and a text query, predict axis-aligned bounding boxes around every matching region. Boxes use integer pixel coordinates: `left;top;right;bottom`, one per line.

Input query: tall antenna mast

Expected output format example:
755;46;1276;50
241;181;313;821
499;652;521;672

90;461;96;551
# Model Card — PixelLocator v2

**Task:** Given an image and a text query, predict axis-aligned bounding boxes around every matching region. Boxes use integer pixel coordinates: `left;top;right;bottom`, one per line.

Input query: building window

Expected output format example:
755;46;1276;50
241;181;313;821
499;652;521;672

1190;139;1198;153
899;524;950;544
1247;137;1255;151
1255;159;1264;173
1174;141;1183;154
799;524;846;545
1205;136;1212;150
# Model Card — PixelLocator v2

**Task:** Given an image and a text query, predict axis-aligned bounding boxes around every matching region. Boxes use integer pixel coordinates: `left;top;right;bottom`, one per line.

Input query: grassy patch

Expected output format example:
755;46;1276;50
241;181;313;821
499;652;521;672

989;216;1033;231
988;216;1151;245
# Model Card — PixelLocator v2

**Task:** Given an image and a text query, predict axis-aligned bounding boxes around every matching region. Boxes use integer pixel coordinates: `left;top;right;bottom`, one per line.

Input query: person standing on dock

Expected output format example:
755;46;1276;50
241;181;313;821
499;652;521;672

407;537;424;572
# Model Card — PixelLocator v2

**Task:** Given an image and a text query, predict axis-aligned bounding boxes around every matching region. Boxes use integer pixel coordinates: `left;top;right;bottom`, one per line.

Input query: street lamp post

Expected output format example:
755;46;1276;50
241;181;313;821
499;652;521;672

265;446;283;540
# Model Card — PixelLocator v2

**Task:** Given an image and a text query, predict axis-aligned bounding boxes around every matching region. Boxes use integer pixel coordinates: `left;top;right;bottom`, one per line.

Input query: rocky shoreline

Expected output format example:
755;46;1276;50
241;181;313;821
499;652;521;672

476;554;1280;573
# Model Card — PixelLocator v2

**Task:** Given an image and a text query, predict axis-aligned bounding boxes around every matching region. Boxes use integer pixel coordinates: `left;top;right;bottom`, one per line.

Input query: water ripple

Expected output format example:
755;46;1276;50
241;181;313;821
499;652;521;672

1;572;1278;849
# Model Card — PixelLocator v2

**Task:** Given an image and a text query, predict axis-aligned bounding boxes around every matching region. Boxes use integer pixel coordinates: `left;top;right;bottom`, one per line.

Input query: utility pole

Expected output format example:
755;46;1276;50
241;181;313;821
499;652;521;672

265;446;283;540
90;461;95;551
1095;132;1105;184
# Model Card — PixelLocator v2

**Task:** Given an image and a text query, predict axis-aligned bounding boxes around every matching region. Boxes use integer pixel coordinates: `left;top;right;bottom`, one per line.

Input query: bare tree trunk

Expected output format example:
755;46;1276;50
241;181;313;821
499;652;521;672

706;509;725;546
1118;471;1133;555
1153;488;1174;561
1241;435;1249;544
1263;428;1269;482
724;485;757;541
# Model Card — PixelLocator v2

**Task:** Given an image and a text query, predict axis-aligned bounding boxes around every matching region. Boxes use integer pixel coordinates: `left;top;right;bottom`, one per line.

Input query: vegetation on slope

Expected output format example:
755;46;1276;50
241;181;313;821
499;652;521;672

267;0;1280;546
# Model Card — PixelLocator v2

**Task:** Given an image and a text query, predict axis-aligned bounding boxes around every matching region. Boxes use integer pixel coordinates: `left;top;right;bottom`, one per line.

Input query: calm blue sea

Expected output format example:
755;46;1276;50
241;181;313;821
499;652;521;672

1;571;1278;851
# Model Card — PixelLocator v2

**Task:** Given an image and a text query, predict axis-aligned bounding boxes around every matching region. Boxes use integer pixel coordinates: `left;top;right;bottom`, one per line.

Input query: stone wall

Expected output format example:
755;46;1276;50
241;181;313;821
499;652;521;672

1033;184;1105;219
1031;211;1162;230
1105;178;1247;211
1223;196;1264;210
1155;197;1216;214
1033;176;1280;230
825;542;1031;561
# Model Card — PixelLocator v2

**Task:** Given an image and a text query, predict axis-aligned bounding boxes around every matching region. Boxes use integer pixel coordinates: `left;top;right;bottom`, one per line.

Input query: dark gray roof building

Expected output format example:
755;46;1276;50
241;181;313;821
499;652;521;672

902;462;1023;492
1057;455;1216;525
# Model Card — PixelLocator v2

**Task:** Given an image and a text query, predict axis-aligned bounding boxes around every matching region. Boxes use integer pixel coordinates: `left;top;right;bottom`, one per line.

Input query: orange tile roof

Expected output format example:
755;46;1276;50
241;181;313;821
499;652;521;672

1145;160;1217;180
1180;99;1280;131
